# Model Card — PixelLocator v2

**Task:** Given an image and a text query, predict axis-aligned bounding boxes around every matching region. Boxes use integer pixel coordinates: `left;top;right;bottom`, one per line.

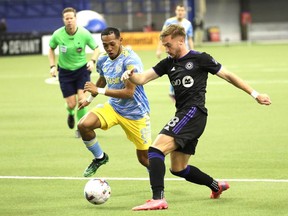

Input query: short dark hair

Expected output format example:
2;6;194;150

101;27;121;39
62;7;76;17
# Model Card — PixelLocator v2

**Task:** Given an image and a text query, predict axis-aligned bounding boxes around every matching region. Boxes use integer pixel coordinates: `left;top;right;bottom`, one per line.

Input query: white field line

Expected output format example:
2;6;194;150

0;176;288;183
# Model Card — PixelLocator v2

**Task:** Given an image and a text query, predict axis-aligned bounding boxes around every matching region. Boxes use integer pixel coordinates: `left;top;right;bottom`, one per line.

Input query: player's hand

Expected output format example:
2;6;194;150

84;81;97;95
121;69;134;81
50;66;57;77
256;94;272;105
86;60;95;71
78;98;90;110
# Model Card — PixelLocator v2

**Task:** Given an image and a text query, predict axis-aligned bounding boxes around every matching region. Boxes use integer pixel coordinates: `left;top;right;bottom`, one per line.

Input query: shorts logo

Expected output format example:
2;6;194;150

185;62;193;70
182;76;194;88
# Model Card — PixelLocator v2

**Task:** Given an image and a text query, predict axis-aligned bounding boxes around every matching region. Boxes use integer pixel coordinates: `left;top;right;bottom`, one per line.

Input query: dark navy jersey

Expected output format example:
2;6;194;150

153;50;222;113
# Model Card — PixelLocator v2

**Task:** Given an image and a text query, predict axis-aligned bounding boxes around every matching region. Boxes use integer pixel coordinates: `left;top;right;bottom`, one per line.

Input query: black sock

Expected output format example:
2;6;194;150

170;165;219;192
210;179;220;192
148;147;165;199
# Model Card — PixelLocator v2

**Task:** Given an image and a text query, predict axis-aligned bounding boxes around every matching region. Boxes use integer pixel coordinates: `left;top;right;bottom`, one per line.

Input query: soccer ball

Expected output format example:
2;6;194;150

84;178;111;205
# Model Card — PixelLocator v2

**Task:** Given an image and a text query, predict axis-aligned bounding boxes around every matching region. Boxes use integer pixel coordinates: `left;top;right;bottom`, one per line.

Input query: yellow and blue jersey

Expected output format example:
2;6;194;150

96;47;150;120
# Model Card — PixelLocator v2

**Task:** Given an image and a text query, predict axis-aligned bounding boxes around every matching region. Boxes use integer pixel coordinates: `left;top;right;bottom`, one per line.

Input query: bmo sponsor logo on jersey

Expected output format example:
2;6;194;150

182;76;194;88
171;76;194;88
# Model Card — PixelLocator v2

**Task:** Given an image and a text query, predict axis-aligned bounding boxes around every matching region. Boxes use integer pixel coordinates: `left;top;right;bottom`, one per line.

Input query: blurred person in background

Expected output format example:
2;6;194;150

0;18;7;34
193;0;206;46
193;16;205;46
77;27;151;178
48;7;100;137
122;24;271;211
156;4;194;102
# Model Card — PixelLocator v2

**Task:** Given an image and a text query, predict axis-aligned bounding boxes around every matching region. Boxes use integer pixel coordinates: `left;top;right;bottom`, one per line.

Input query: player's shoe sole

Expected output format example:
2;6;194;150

132;199;168;211
210;181;230;199
83;153;109;177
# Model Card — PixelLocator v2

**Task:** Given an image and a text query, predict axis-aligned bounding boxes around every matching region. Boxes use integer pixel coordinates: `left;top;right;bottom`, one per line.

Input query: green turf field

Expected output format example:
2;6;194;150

0;43;288;216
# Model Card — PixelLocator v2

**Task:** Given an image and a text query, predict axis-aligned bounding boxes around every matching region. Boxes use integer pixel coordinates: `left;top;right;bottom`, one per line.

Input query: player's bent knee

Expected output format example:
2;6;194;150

139;157;149;168
77;120;87;132
136;150;149;168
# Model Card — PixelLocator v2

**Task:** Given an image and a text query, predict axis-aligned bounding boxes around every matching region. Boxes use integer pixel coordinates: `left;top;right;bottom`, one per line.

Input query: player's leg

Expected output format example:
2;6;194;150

65;95;77;129
136;149;148;167
78;111;108;177
75;89;88;137
132;134;176;211
78;103;118;177
119;114;151;168
168;107;229;198
170;152;229;198
149;134;178;196
75;68;91;136
58;67;78;130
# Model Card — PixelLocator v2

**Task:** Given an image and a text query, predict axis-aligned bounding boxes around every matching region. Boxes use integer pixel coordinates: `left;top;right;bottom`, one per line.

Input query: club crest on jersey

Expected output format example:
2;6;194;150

185;62;194;70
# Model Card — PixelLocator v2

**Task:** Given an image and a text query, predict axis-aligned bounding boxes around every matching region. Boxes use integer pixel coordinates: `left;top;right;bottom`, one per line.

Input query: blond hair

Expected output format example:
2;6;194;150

160;24;186;40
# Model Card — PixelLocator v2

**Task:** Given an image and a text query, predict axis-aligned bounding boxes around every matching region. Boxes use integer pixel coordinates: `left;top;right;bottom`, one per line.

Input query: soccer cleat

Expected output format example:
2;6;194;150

83;153;109;177
210;181;230;199
132;199;168;211
67;114;75;129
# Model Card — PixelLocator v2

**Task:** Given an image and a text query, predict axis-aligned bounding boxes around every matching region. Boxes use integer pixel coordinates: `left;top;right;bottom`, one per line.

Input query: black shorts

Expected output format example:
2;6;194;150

159;106;207;155
58;64;91;98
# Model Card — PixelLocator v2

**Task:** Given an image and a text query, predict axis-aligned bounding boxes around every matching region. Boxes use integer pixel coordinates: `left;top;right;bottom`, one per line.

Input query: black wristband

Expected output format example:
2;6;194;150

50;65;56;69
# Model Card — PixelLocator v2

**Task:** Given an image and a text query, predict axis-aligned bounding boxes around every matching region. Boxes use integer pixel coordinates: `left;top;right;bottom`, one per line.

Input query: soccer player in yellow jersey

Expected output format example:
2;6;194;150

78;27;151;177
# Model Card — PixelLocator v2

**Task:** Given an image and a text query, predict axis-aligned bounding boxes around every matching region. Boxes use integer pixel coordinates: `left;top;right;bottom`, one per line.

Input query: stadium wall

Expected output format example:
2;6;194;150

41;32;160;55
1;0;288;46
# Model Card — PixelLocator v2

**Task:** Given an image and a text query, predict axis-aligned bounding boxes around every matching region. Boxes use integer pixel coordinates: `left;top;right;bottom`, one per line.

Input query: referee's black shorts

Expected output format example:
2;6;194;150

58;64;91;98
159;106;207;155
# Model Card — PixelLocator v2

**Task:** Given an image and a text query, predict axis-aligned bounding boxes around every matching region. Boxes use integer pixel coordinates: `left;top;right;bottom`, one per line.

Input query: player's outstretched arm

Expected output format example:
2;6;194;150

216;67;271;105
121;68;159;85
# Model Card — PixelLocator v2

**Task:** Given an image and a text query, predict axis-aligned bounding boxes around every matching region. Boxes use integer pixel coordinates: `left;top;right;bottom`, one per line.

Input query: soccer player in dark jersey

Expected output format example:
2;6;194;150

156;4;194;102
121;24;271;211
